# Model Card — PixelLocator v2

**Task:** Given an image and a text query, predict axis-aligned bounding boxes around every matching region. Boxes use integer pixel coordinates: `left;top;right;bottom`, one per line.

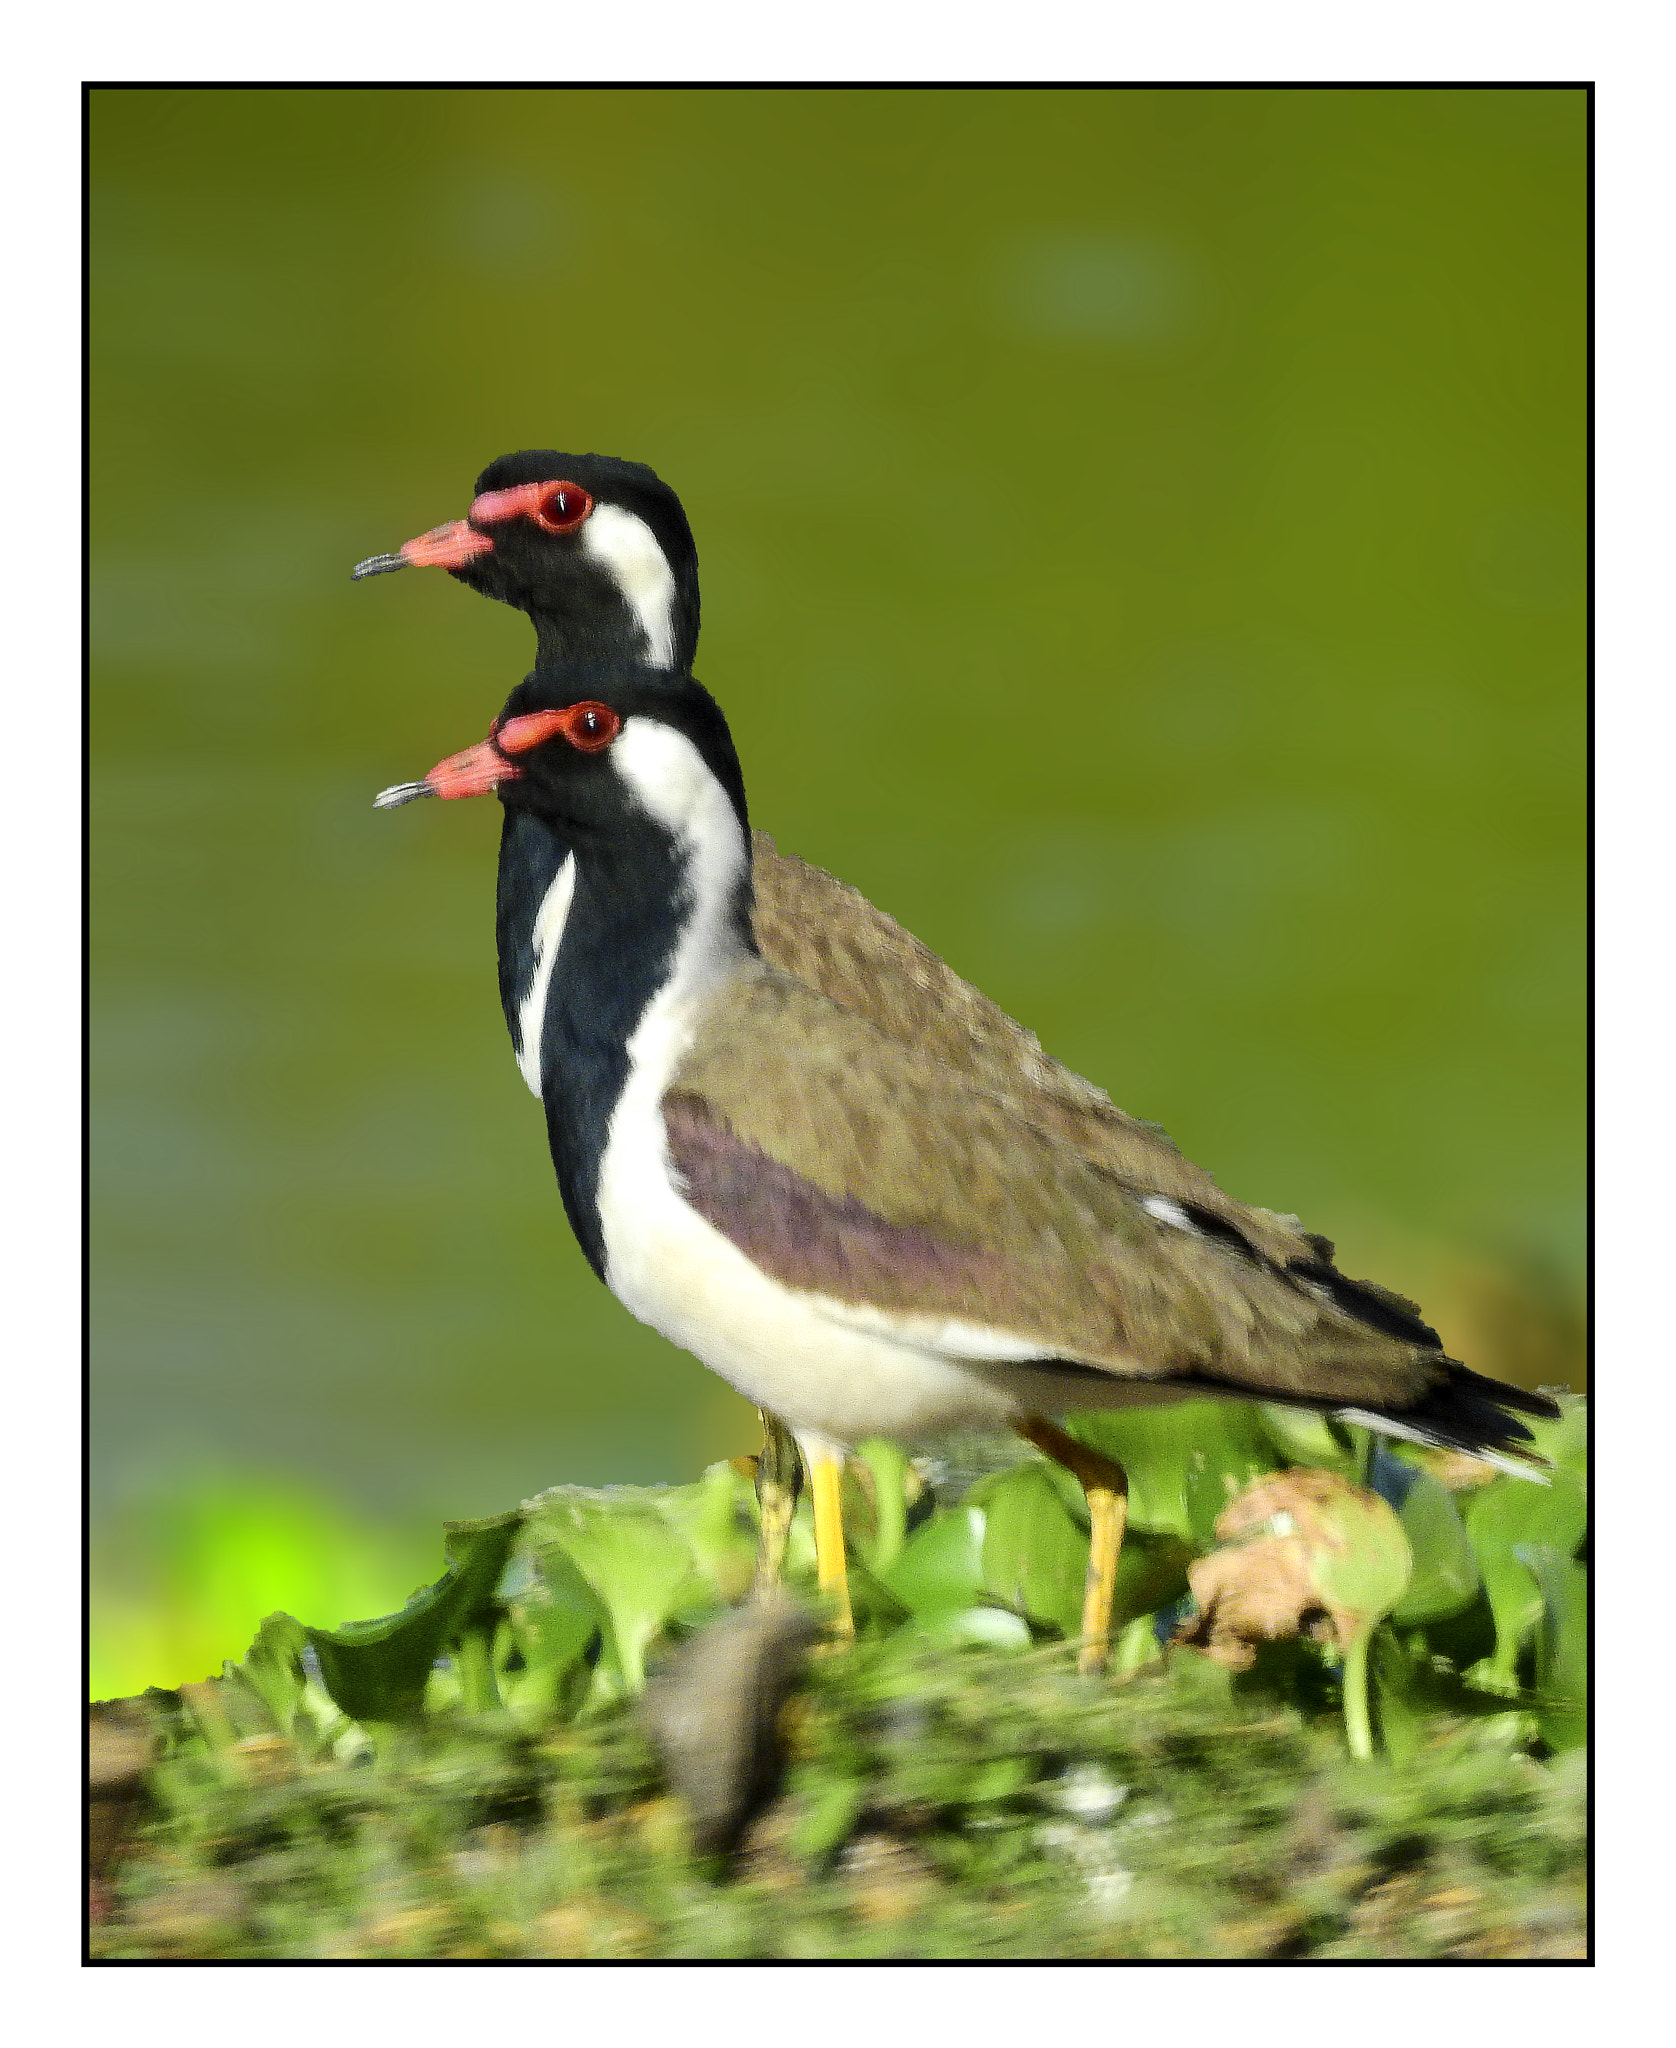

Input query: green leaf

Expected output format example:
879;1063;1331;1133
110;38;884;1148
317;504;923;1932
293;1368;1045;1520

1518;1393;1588;1484
1256;1404;1354;1471
303;1510;521;1725
1417;1584;1498;1674
1112;1611;1165;1676
1064;1401;1279;1543
788;1774;868;1863
503;1539;607;1720
844;1557;911;1633
1517;1542;1588;1753
647;1461;758;1604
226;1611;309;1735
1310;1486;1412;1633
880;1506;986;1619
930;1606;1033;1650
1385;1462;1481;1624
970;1461;1089;1637
853;1437;913;1573
1110;1532;1196;1631
521;1487;706;1695
1273;1478;1411;1761
1369;1625;1425;1764
1464;1471;1587;1684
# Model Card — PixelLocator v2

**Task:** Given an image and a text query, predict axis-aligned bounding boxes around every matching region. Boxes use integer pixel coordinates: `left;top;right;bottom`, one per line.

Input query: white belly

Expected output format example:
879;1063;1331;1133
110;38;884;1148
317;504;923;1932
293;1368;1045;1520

593;986;1027;1447
603;1186;1021;1445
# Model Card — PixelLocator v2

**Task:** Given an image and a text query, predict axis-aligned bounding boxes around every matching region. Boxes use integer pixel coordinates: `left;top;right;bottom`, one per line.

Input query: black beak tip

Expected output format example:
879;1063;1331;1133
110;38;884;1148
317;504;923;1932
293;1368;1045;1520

373;781;432;811
351;552;408;582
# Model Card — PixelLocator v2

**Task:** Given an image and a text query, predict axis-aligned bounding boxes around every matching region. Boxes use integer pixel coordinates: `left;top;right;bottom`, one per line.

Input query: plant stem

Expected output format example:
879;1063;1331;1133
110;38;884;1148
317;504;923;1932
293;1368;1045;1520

858;1437;910;1574
455;1627;502;1715
1342;1626;1375;1761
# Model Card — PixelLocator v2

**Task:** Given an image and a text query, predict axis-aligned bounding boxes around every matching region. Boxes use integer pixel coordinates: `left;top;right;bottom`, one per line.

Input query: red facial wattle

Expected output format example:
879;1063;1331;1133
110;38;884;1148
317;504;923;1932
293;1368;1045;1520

419;703;623;800
356;479;593;583
469;481;594;534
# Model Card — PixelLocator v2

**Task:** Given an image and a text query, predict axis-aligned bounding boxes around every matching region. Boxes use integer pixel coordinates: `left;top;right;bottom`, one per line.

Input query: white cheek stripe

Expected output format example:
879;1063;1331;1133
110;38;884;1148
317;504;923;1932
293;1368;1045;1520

583;503;677;668
516;854;577;1097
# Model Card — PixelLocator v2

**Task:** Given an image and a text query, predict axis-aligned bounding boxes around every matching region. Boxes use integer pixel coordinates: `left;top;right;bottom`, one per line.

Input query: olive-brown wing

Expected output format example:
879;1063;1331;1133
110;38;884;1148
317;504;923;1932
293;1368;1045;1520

667;968;1445;1410
748;835;1349;1276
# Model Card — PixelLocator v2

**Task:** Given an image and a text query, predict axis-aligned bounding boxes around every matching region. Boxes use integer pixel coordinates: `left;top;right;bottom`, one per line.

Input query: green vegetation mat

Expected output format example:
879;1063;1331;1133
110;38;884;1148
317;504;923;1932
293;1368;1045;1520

90;1396;1586;1961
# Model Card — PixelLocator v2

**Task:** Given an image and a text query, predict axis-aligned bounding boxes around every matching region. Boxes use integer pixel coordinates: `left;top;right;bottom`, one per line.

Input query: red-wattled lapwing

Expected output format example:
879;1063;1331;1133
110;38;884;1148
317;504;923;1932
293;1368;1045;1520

374;667;1558;1671
353;452;698;671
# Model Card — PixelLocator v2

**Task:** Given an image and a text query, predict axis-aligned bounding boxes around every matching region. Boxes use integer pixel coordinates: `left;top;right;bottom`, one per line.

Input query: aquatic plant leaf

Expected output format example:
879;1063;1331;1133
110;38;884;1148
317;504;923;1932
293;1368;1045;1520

502;1539;607;1720
649;1460;759;1604
1370;1626;1425;1764
881;1507;986;1619
1065;1401;1279;1540
971;1462;1090;1638
1516;1393;1588;1485
1306;1484;1412;1636
1517;1542;1587;1753
302;1511;521;1725
1256;1404;1354;1471
1370;1452;1481;1624
522;1487;706;1695
931;1606;1033;1649
1176;1469;1410;1671
226;1612;309;1735
1464;1471;1587;1683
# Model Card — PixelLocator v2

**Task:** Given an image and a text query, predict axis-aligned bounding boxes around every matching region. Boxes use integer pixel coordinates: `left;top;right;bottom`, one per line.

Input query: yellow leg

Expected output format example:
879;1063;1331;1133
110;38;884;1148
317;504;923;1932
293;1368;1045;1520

804;1443;855;1644
752;1409;803;1594
1015;1416;1129;1677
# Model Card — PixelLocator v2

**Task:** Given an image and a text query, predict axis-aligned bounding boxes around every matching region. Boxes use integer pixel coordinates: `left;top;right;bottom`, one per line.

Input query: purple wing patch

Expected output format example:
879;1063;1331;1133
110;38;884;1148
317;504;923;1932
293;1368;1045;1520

661;1090;990;1307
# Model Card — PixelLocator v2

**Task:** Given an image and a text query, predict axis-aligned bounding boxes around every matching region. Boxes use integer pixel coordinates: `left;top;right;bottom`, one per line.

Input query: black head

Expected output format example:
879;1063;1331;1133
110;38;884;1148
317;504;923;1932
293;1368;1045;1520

352;450;701;673
497;665;748;856
376;663;750;854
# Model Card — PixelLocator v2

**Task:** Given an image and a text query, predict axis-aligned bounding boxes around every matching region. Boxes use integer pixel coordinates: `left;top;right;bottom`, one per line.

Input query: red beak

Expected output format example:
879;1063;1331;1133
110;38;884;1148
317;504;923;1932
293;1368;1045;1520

352;519;493;582
374;739;518;810
373;710;578;811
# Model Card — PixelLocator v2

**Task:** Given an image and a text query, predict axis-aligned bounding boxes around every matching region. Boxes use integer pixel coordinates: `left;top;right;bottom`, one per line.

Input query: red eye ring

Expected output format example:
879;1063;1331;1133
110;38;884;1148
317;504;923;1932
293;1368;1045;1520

486;702;621;759
531;482;593;534
467;480;594;534
558;701;621;753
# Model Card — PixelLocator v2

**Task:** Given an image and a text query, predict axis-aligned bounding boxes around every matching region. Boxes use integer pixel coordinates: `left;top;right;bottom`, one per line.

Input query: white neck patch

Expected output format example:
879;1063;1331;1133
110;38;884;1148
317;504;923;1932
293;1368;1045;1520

515;853;577;1097
582;504;677;667
612;719;750;979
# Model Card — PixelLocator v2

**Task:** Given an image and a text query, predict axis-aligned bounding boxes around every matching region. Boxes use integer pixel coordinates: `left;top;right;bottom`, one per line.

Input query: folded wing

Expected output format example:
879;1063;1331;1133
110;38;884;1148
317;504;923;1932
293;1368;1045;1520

665;968;1459;1413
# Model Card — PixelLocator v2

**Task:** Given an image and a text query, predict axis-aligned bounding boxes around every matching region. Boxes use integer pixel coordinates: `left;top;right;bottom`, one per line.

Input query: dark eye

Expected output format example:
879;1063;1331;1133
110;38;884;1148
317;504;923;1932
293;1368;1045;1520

532;482;593;534
562;701;621;752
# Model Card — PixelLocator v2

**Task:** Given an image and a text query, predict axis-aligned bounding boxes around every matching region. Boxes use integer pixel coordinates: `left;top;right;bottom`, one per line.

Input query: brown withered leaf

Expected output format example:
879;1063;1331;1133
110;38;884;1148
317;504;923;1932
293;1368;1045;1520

1174;1468;1404;1670
1177;1534;1322;1669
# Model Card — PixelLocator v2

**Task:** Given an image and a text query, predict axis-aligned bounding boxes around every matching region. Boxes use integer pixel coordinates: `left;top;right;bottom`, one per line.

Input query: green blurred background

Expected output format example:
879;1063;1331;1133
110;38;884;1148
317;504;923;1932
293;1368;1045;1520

90;86;1585;1696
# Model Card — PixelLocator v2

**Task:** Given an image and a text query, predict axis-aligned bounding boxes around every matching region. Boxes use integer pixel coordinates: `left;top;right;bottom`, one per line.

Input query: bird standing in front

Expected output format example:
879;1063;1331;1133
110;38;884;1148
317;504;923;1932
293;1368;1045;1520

375;664;1557;1671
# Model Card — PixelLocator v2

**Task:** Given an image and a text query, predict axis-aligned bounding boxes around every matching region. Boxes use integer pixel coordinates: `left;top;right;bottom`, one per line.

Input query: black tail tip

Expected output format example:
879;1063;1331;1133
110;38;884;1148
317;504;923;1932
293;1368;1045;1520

1371;1367;1564;1468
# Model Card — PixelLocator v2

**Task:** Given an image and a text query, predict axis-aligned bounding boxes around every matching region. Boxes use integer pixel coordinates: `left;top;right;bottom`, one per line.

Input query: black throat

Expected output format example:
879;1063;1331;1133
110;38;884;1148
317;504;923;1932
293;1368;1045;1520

496;795;752;1281
526;594;679;672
